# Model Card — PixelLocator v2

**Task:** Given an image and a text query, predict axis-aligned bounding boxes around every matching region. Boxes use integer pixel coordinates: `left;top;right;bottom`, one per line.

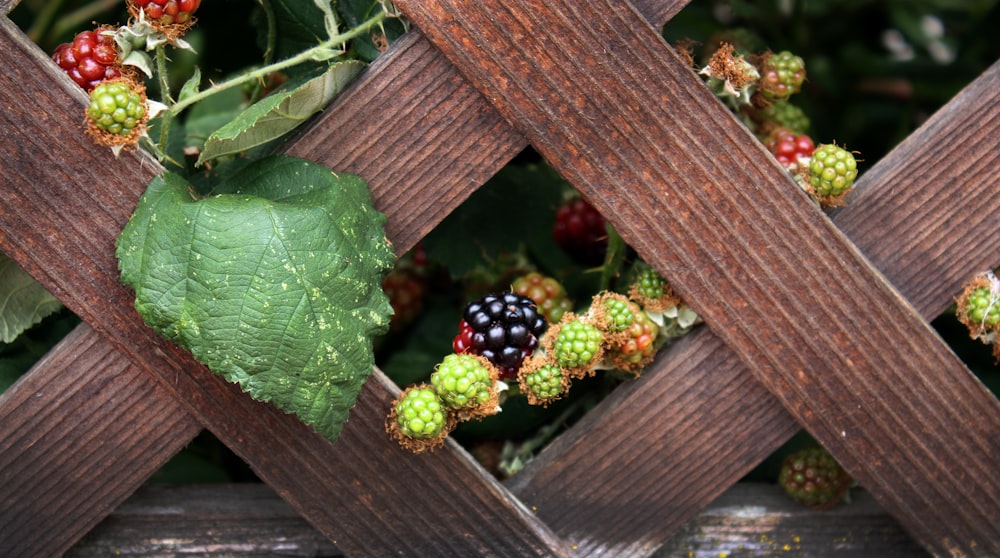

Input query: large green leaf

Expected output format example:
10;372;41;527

0;253;62;343
195;60;364;167
116;155;394;443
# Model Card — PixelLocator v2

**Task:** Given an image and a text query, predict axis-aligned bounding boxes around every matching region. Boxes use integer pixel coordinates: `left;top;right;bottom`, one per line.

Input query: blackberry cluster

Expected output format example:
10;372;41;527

455;291;547;379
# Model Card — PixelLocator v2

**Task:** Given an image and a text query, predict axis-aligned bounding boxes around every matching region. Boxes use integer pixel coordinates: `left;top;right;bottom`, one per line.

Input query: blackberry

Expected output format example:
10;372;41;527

627;265;681;313
459;291;547;380
511;271;573;324
757;50;806;101
553;197;608;266
956;272;1000;340
778;446;852;509
808;144;858;206
430;353;499;419
52;27;127;92
518;360;569;406
758;101;810;135
386;384;453;453
548;316;604;376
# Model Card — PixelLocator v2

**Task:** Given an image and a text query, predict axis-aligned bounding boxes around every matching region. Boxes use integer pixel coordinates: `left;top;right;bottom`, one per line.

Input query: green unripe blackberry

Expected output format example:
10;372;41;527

956;274;1000;340
759;101;810;135
962;286;1000;328
387;384;455;454
778;446;852;509
598;293;635;333
87;79;146;138
430;353;498;417
395;385;449;439
518;362;568;406
809;144;858;198
628;265;681;313
550;317;603;373
758;50;806;101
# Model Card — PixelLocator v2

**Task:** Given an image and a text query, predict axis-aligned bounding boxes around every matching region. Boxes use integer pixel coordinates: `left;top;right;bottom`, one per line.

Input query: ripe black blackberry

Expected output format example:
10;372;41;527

457;291;547;379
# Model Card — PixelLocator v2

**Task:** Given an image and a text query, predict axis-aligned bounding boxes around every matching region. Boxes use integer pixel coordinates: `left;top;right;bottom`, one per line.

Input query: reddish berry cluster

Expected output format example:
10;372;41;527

553;197;607;266
52;28;126;92
132;0;202;25
765;128;815;170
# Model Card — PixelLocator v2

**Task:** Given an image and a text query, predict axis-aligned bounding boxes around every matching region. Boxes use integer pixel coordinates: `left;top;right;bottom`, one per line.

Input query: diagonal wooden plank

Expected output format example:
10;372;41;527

390;1;1000;555
0;16;567;557
508;58;1000;556
0;325;202;558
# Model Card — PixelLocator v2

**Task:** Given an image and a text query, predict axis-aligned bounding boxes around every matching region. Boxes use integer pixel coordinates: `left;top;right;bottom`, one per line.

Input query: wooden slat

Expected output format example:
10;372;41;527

391;1;1000;556
655;484;929;558
0;325;201;558
508;58;1000;556
66;483;924;557
0;17;567;557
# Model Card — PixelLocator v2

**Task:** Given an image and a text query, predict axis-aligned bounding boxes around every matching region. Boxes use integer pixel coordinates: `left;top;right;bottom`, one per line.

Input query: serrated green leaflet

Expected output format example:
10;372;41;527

196;61;364;167
0;253;62;343
116;155;394;443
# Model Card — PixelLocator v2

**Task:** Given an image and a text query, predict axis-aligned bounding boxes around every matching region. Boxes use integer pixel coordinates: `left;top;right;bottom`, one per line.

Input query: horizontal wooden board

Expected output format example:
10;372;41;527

66;483;926;558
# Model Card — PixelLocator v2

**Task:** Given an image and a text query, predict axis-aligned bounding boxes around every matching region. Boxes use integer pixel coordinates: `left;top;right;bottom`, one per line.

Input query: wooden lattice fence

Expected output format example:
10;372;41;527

1;0;998;556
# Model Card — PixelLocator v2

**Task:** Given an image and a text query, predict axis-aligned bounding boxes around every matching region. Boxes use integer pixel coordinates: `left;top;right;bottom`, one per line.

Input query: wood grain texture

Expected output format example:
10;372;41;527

0;17;567;557
0;325;202;558
507;59;1000;557
66;483;924;557
654;484;929;558
391;1;1000;555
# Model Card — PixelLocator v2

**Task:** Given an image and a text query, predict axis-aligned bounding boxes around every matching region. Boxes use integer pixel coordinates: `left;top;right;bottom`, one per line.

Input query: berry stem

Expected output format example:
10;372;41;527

165;10;387;117
249;0;280;104
598;225;628;293
154;45;173;153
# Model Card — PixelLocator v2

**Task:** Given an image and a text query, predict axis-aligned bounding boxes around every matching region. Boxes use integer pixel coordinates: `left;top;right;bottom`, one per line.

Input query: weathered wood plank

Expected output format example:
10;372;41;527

0;17;567;557
66;483;925;557
0;325;202;558
67;484;342;558
391;1;1000;555
507;59;1000;557
654;484;929;558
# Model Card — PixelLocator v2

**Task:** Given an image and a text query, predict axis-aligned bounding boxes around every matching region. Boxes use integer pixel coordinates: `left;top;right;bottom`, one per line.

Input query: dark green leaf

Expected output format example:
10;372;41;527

116;155;394;443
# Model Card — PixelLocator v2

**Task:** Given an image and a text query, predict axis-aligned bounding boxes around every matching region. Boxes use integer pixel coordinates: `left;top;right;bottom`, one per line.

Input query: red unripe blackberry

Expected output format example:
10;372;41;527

553;197;607;266
382;268;425;332
765;128;814;170
52;28;125;92
132;0;202;25
458;291;547;379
